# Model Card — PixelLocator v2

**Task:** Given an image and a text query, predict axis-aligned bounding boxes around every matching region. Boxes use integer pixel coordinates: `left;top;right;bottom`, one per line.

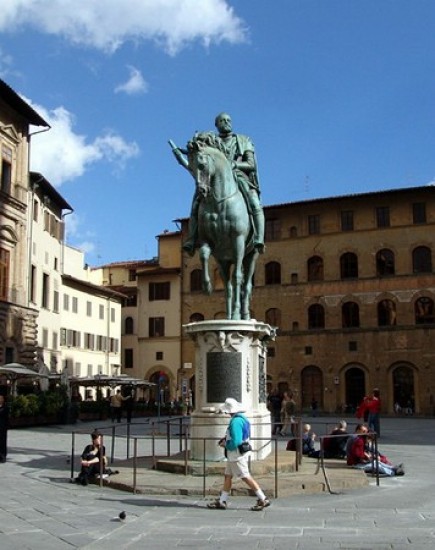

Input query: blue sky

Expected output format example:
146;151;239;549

1;0;434;265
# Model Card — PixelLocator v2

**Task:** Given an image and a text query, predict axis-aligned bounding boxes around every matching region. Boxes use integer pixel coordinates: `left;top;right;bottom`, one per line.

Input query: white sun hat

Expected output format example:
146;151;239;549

220;397;246;414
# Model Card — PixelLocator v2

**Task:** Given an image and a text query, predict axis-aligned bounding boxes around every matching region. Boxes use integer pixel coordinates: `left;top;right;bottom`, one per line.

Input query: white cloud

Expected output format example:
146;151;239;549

64;213;96;256
0;0;248;55
24;98;140;186
115;66;148;95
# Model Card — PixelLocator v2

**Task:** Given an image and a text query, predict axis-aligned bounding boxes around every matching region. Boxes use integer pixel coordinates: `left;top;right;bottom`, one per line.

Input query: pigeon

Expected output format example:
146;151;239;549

119;511;126;520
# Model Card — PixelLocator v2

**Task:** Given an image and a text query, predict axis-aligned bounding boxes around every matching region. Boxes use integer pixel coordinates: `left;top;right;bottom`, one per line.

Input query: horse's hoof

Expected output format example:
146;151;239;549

203;283;213;295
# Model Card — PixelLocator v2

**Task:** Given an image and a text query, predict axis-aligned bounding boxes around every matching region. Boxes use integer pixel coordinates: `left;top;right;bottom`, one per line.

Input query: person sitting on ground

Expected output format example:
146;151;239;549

323;420;349;459
302;423;321;458
76;430;107;485
346;424;404;476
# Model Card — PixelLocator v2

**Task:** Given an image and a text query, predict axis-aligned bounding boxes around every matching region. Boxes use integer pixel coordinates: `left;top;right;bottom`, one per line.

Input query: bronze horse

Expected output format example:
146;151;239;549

188;137;259;320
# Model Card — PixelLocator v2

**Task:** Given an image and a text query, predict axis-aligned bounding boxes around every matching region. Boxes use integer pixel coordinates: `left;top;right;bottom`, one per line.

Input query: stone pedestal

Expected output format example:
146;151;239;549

184;319;275;461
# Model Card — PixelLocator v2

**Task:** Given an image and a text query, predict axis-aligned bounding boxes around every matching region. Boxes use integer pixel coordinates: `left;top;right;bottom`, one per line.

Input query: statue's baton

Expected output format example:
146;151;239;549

168;139;177;150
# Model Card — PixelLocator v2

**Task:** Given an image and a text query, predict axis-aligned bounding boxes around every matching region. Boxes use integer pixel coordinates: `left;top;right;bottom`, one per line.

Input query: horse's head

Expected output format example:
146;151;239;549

187;138;216;198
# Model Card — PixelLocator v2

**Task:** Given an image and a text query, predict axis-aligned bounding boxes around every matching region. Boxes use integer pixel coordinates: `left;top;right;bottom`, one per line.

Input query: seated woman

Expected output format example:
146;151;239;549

346;424;404;476
76;430;107;485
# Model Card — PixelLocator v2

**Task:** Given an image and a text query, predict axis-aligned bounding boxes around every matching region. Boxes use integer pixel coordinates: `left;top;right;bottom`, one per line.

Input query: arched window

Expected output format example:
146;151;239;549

342;302;360;328
265;308;281;328
265;261;281;285
412;246;432;273
190;269;202;292
415;297;435;324
378;299;396;326
376;249;395;277
393;365;415;411
308;304;325;329
340;252;358;279
214;311;226;320
189;312;204;323
124;316;134;334
307;256;324;281
213;268;225;290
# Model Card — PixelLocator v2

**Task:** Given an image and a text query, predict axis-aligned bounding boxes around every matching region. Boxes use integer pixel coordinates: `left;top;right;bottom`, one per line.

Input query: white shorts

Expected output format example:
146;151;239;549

224;454;250;479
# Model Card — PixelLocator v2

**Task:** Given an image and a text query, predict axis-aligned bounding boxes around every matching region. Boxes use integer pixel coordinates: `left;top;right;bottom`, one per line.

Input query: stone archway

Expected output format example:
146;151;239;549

301;365;323;409
344;366;366;413
392;364;415;413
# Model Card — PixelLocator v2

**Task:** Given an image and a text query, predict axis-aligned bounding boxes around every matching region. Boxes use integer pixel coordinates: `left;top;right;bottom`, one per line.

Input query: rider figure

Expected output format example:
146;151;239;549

172;112;265;256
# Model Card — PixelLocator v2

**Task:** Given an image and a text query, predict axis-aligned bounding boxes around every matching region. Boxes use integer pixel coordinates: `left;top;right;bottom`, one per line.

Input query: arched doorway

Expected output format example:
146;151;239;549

301;366;323;409
344;366;366;413
392;364;415;412
149;371;170;404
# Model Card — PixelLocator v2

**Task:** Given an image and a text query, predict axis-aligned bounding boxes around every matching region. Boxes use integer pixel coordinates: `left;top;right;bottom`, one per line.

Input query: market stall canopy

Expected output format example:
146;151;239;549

0;363;49;396
70;374;155;388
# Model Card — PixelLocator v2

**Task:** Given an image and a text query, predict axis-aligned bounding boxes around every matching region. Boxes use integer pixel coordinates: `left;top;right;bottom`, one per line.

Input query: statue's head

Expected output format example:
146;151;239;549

215;112;232;134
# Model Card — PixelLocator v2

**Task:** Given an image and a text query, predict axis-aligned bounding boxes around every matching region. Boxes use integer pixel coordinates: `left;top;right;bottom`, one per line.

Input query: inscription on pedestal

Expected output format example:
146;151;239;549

207;352;242;402
259;355;266;403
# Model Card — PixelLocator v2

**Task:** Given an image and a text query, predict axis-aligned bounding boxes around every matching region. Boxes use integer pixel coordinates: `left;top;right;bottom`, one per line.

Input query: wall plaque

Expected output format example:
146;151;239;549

258;355;266;403
207;352;242;402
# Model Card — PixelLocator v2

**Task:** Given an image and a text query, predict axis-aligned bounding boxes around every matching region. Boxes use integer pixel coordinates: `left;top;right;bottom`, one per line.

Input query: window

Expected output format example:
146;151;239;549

124;348;134;369
99;304;104;319
307;256;324;281
349;341;358;351
33;199;39;222
290;273;298;284
149;281;170;301
190;269;202;292
265;308;281;327
308;304;325;329
30;265;36;303
267;347;276;357
340;252;358;279
376;206;390;228
0;248;10;300
265;218;281;241
376;249;395;277
341;210;354;231
63;294;69;311
60;328;67;346
189;312;204;323
52;332;58;350
308;214;320;235
378;299;396;326
156;351;163;361
110;338;118;353
415;297;435;325
125;316;134;334
128;269;136;281
111;307;115;322
412;246;432;273
122;294;137;307
342;302;360;328
265;261;281;285
72;296;78;313
42;273;49;308
149;317;165;337
86;301;92;317
42;328;49;348
53;290;59;313
1;146;12;194
84;333;94;349
305;346;313;355
412;202;426;224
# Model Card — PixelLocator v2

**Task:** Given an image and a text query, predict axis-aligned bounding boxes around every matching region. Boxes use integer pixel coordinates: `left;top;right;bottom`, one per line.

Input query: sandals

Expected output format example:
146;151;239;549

251;498;271;511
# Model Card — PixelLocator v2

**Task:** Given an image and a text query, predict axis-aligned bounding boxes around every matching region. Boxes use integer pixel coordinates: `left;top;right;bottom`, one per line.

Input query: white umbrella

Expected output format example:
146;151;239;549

0;363;48;396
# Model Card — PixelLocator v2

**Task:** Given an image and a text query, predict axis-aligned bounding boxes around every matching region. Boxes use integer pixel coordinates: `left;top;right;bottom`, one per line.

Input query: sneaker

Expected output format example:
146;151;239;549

251;498;271;511
207;499;227;510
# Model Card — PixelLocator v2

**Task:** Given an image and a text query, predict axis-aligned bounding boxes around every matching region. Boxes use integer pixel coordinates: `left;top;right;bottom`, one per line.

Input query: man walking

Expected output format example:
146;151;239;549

207;397;270;511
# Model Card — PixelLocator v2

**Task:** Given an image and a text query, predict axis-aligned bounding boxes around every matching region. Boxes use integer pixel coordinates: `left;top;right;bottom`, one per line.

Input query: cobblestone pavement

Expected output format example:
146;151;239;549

1;416;434;549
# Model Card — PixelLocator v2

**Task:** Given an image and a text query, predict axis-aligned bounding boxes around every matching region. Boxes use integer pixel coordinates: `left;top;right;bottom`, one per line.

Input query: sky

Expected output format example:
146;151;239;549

1;0;434;265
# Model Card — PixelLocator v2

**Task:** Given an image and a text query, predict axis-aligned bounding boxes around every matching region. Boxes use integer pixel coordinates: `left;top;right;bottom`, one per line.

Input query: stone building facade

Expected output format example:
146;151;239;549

0;79;49;367
179;185;435;415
